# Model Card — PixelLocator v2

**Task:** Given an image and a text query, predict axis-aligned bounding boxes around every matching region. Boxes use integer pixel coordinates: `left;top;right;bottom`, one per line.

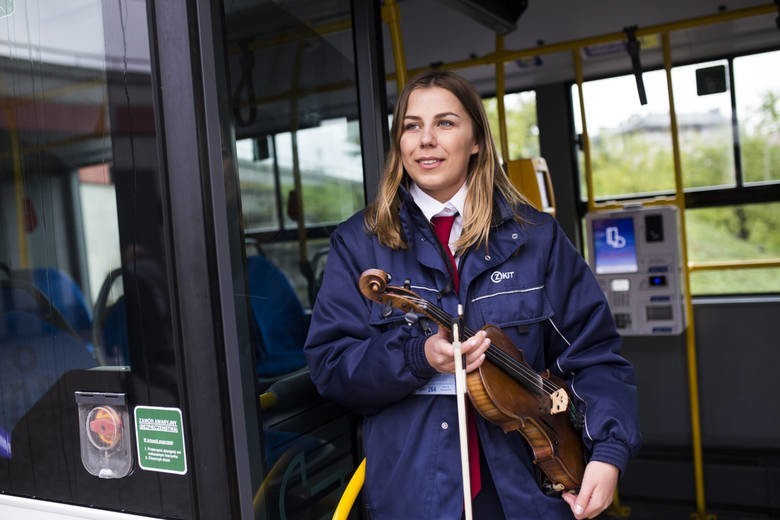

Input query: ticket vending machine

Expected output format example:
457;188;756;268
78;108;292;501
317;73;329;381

585;205;686;335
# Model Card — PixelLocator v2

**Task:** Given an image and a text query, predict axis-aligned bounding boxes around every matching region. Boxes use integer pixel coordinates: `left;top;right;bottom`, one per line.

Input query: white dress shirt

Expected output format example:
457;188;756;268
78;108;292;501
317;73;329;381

409;182;467;262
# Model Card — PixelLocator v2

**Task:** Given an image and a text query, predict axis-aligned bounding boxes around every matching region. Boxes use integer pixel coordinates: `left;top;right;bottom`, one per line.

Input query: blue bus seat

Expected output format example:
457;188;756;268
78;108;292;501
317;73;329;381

0;425;9;459
1;278;84;341
0;310;97;458
246;254;308;379
0;283;40;315
15;268;93;342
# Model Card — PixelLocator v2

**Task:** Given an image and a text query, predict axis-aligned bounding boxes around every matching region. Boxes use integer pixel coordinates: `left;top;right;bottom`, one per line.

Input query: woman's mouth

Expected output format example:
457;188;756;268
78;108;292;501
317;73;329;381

418;158;442;168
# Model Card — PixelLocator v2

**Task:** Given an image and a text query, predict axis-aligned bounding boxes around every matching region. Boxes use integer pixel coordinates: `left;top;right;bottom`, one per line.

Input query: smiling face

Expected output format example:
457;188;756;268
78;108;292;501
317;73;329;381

400;86;479;203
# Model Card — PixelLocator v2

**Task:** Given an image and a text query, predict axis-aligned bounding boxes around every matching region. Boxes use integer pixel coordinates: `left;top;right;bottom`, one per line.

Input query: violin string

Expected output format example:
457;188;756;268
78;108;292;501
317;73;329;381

415;295;561;395
404;294;543;385
400;294;563;396
389;291;581;420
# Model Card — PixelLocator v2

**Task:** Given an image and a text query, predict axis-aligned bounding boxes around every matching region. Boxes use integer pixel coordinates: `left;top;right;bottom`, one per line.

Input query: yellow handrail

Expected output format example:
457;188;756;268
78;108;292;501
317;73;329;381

688;258;780;272
332;457;366;520
382;0;407;90
4;107;30;268
573;49;595;213
495;34;509;163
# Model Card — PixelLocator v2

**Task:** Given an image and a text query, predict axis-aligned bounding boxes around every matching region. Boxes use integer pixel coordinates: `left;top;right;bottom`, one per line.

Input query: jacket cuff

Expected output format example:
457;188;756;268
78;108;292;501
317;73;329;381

589;440;630;475
404;335;437;380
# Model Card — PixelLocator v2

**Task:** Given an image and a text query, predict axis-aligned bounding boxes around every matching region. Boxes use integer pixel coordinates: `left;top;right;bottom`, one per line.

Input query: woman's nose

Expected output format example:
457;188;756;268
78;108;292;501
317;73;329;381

420;126;435;147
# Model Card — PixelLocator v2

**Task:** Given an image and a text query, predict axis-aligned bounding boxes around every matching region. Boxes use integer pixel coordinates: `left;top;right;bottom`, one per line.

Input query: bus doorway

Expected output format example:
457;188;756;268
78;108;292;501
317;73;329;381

0;0;270;516
0;0;374;518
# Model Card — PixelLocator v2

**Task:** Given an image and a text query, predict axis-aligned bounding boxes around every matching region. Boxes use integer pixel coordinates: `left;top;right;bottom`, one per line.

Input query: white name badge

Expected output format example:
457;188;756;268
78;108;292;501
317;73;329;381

414;373;456;395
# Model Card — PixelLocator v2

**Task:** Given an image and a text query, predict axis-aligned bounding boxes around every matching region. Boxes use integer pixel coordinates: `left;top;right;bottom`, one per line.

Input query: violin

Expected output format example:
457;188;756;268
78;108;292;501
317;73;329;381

358;268;585;493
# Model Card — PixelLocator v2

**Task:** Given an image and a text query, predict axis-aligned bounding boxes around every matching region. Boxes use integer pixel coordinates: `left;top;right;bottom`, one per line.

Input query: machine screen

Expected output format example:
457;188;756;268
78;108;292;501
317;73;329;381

592;217;638;274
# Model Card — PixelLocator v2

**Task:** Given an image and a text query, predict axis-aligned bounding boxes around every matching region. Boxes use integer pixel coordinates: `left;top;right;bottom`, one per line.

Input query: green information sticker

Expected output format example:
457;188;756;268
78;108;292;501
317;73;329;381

134;406;187;475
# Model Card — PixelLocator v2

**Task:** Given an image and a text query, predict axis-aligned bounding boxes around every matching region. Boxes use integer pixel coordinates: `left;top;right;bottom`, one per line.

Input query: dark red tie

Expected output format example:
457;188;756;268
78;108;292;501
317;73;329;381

430;215;459;291
430;215;482;499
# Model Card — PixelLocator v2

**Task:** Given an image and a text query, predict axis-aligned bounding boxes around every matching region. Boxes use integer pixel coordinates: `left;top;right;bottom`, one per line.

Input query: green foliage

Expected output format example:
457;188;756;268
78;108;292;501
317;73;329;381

686;203;780;262
740;90;780;184
679;130;734;189
691;268;780;295
300;177;363;225
483;94;540;160
590;132;675;198
239;163;363;231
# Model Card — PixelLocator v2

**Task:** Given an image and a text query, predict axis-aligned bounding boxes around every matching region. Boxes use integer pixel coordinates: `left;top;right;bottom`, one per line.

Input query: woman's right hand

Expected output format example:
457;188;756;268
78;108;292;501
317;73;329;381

424;328;489;374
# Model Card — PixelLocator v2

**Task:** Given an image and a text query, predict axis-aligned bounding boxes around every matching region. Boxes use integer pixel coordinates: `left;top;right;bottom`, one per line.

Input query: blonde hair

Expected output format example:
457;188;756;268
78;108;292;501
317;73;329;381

365;70;527;253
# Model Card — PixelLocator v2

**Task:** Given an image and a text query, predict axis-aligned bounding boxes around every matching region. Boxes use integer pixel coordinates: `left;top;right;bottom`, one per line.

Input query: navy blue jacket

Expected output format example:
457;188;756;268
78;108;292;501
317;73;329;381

305;190;641;519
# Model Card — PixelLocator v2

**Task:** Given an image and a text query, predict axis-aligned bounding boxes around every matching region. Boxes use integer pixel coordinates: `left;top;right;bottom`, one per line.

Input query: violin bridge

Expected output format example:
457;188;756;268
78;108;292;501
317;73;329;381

549;388;569;415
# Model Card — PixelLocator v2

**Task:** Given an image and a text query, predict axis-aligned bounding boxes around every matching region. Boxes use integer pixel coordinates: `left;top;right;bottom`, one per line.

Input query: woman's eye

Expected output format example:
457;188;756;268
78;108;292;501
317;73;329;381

438;120;454;127
404;122;420;131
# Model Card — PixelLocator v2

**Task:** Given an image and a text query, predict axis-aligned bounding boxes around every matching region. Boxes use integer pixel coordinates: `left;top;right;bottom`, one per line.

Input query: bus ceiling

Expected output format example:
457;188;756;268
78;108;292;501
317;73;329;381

222;1;778;139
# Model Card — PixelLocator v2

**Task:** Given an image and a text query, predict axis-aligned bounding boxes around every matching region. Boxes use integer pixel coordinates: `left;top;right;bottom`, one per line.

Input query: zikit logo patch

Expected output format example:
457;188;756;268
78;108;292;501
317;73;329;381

490;271;514;283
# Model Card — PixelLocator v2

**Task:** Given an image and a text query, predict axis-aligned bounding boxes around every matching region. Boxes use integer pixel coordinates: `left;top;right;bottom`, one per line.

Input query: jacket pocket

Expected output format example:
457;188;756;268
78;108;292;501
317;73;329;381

471;283;553;369
367;301;409;329
471;282;553;328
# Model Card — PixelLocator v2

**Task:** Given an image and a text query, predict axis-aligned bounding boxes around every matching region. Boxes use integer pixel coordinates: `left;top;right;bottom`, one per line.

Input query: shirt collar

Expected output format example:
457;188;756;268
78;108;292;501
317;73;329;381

409;182;467;222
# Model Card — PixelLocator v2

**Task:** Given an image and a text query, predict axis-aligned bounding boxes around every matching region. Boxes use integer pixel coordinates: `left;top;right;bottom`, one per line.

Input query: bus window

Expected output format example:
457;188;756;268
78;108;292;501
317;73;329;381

734;50;780;185
222;0;365;516
483;90;540;162
77;164;122;308
275;120;365;228
573;69;675;200
686;202;780;295
672;60;735;190
574;51;780;201
1;1;194;517
236;136;282;233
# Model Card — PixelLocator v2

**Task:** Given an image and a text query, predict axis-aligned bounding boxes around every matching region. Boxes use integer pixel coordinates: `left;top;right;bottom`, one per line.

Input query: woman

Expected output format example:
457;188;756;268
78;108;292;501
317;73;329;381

304;70;641;519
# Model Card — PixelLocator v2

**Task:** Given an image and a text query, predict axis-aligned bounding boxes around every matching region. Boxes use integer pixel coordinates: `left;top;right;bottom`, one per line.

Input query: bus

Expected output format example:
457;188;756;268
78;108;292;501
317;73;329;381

0;0;778;518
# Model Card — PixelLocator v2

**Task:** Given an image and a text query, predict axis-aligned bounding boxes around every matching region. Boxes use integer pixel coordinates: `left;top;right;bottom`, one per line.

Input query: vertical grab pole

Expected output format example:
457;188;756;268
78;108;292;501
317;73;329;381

573;49;595;213
495;34;509;164
662;32;712;520
5;108;30;267
382;0;407;90
289;40;315;303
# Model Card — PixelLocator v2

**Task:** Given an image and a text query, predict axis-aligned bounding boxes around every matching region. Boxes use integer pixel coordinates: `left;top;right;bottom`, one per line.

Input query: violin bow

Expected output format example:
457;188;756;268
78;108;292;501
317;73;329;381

452;304;473;519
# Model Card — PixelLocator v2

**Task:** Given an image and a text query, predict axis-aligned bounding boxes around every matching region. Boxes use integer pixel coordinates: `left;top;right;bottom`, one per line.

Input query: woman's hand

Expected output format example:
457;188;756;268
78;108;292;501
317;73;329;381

424;328;489;373
562;461;619;519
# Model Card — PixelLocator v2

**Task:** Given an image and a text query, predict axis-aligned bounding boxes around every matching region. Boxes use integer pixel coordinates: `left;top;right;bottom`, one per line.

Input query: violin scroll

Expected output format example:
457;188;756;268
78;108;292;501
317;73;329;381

359;269;391;303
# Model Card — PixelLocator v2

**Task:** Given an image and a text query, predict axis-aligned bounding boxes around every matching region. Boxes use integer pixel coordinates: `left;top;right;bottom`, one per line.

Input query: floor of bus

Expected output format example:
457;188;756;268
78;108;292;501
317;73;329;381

612;501;778;520
617;445;780;519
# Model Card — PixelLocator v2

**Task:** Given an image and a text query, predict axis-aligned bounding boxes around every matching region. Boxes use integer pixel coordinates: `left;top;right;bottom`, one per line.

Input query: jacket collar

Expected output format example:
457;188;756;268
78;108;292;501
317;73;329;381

396;185;535;294
408;182;467;221
491;189;520;228
397;185;525;240
398;185;433;244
